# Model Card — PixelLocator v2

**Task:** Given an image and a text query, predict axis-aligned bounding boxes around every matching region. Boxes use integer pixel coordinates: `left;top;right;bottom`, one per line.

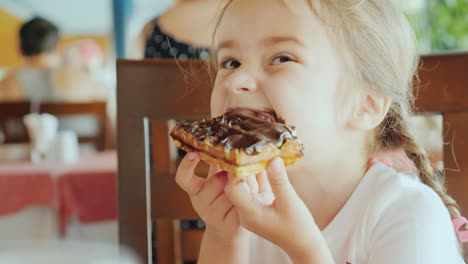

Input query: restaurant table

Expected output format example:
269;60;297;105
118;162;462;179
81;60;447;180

57;151;117;242
0;151;118;243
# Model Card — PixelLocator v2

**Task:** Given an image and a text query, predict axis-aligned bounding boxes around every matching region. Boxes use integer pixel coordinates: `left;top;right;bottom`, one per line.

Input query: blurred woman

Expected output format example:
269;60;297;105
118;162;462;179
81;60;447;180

138;0;227;60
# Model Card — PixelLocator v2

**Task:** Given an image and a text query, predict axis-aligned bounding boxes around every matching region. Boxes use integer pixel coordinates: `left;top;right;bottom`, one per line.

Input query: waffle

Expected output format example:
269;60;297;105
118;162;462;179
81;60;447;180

170;109;304;177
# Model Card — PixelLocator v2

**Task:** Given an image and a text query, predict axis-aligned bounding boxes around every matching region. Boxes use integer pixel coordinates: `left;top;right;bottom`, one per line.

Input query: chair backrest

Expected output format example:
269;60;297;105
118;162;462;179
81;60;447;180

117;59;211;264
0;101;107;151
414;52;468;218
117;53;468;264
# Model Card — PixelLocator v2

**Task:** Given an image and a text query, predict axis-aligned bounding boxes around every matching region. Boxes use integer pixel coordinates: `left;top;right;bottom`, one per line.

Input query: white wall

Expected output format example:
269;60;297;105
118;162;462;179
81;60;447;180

0;0;172;35
1;0;425;35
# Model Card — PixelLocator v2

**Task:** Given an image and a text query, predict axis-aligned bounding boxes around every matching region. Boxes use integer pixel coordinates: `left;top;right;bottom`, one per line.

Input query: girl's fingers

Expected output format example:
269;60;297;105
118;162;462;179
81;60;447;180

175;152;206;196
246;174;259;193
258;192;275;205
256;171;274;205
266;158;296;206
193;170;228;206
207;165;222;179
225;173;262;218
208;192;234;222
257;171;272;194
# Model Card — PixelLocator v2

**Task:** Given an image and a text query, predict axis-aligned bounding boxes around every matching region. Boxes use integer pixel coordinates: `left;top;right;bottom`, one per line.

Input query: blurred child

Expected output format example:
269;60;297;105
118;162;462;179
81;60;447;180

0;17;106;102
0;17;61;101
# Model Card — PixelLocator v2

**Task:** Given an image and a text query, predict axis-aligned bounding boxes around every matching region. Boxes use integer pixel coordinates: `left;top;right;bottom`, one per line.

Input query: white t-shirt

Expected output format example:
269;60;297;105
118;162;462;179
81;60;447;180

249;162;465;264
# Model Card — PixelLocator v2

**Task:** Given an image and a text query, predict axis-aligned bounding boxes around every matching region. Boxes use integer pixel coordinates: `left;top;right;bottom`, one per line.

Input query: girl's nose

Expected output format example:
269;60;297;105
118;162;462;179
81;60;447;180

225;67;258;93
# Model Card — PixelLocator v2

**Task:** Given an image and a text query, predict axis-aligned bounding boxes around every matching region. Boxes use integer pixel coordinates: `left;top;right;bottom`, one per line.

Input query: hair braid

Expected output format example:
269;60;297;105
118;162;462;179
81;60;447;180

378;105;467;258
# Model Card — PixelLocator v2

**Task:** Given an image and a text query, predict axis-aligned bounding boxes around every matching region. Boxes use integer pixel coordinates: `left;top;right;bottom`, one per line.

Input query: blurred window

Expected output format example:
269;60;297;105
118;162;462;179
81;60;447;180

395;0;468;54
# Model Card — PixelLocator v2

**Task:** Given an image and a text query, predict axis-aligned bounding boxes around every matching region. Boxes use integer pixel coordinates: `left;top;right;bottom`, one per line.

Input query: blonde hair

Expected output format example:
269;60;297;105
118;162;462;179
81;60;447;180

212;0;467;258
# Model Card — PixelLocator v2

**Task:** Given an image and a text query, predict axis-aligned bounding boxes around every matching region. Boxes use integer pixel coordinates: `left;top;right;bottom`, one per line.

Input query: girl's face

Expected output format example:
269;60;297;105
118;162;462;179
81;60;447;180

211;0;353;170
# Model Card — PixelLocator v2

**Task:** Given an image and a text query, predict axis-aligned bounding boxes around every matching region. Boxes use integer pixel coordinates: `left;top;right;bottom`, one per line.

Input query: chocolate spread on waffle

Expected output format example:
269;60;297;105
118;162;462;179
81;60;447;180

176;109;300;155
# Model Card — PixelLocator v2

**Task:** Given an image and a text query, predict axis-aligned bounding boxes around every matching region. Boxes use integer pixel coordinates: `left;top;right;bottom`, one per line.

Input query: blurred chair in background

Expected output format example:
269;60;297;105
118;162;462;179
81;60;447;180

0;101;108;152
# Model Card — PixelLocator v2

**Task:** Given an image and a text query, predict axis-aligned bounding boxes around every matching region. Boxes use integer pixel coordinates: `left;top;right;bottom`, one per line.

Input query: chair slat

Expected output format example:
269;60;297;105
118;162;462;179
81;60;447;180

117;115;151;263
151;173;199;220
443;112;468;214
415;53;468;113
117;60;212;120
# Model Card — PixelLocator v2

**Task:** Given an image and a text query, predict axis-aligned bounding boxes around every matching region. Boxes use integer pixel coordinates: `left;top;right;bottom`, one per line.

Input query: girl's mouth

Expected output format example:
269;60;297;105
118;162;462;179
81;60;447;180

226;107;285;123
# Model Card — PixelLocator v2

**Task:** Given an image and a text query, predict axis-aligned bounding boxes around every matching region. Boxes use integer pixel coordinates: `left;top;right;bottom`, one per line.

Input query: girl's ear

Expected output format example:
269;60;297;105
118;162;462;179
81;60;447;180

347;92;391;130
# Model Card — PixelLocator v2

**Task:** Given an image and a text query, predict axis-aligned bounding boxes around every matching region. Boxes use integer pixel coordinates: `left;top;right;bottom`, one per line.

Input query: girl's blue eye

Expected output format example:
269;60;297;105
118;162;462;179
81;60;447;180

272;55;294;65
221;58;241;69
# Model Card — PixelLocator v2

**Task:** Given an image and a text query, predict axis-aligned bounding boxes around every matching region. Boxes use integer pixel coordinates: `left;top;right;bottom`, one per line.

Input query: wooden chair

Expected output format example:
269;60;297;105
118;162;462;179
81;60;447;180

117;53;468;264
414;52;468;218
117;59;211;264
0;101;108;151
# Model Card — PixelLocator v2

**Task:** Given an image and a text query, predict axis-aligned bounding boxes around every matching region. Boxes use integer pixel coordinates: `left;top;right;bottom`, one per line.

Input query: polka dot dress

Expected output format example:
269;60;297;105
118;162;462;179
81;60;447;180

144;18;210;60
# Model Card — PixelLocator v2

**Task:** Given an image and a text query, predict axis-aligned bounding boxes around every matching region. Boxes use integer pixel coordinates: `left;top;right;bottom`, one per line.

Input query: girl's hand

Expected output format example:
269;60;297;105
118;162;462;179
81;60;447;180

224;158;328;261
175;152;247;243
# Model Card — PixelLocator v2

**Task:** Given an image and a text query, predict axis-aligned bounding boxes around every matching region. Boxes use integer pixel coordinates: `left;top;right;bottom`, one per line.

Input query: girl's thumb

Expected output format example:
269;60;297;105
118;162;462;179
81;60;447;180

267;158;295;204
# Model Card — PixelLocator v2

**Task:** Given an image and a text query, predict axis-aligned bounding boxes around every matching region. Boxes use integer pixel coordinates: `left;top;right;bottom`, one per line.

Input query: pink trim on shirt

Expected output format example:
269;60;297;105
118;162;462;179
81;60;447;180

368;152;416;173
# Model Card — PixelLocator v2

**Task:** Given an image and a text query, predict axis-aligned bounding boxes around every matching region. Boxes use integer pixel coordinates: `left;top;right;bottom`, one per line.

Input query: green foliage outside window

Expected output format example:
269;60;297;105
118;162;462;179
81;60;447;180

402;0;468;53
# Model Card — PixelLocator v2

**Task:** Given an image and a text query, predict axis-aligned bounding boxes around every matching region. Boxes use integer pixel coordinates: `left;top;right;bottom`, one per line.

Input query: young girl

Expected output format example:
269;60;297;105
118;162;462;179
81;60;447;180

175;0;467;263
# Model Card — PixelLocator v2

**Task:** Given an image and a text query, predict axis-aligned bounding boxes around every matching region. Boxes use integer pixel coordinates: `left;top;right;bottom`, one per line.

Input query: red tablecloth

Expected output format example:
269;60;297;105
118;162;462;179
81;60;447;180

0;151;117;236
57;152;117;235
0;161;63;216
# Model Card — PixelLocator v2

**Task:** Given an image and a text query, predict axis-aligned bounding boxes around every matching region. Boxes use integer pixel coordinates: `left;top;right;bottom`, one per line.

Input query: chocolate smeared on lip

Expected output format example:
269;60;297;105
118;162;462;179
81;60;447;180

226;107;285;124
177;108;300;155
264;109;285;124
